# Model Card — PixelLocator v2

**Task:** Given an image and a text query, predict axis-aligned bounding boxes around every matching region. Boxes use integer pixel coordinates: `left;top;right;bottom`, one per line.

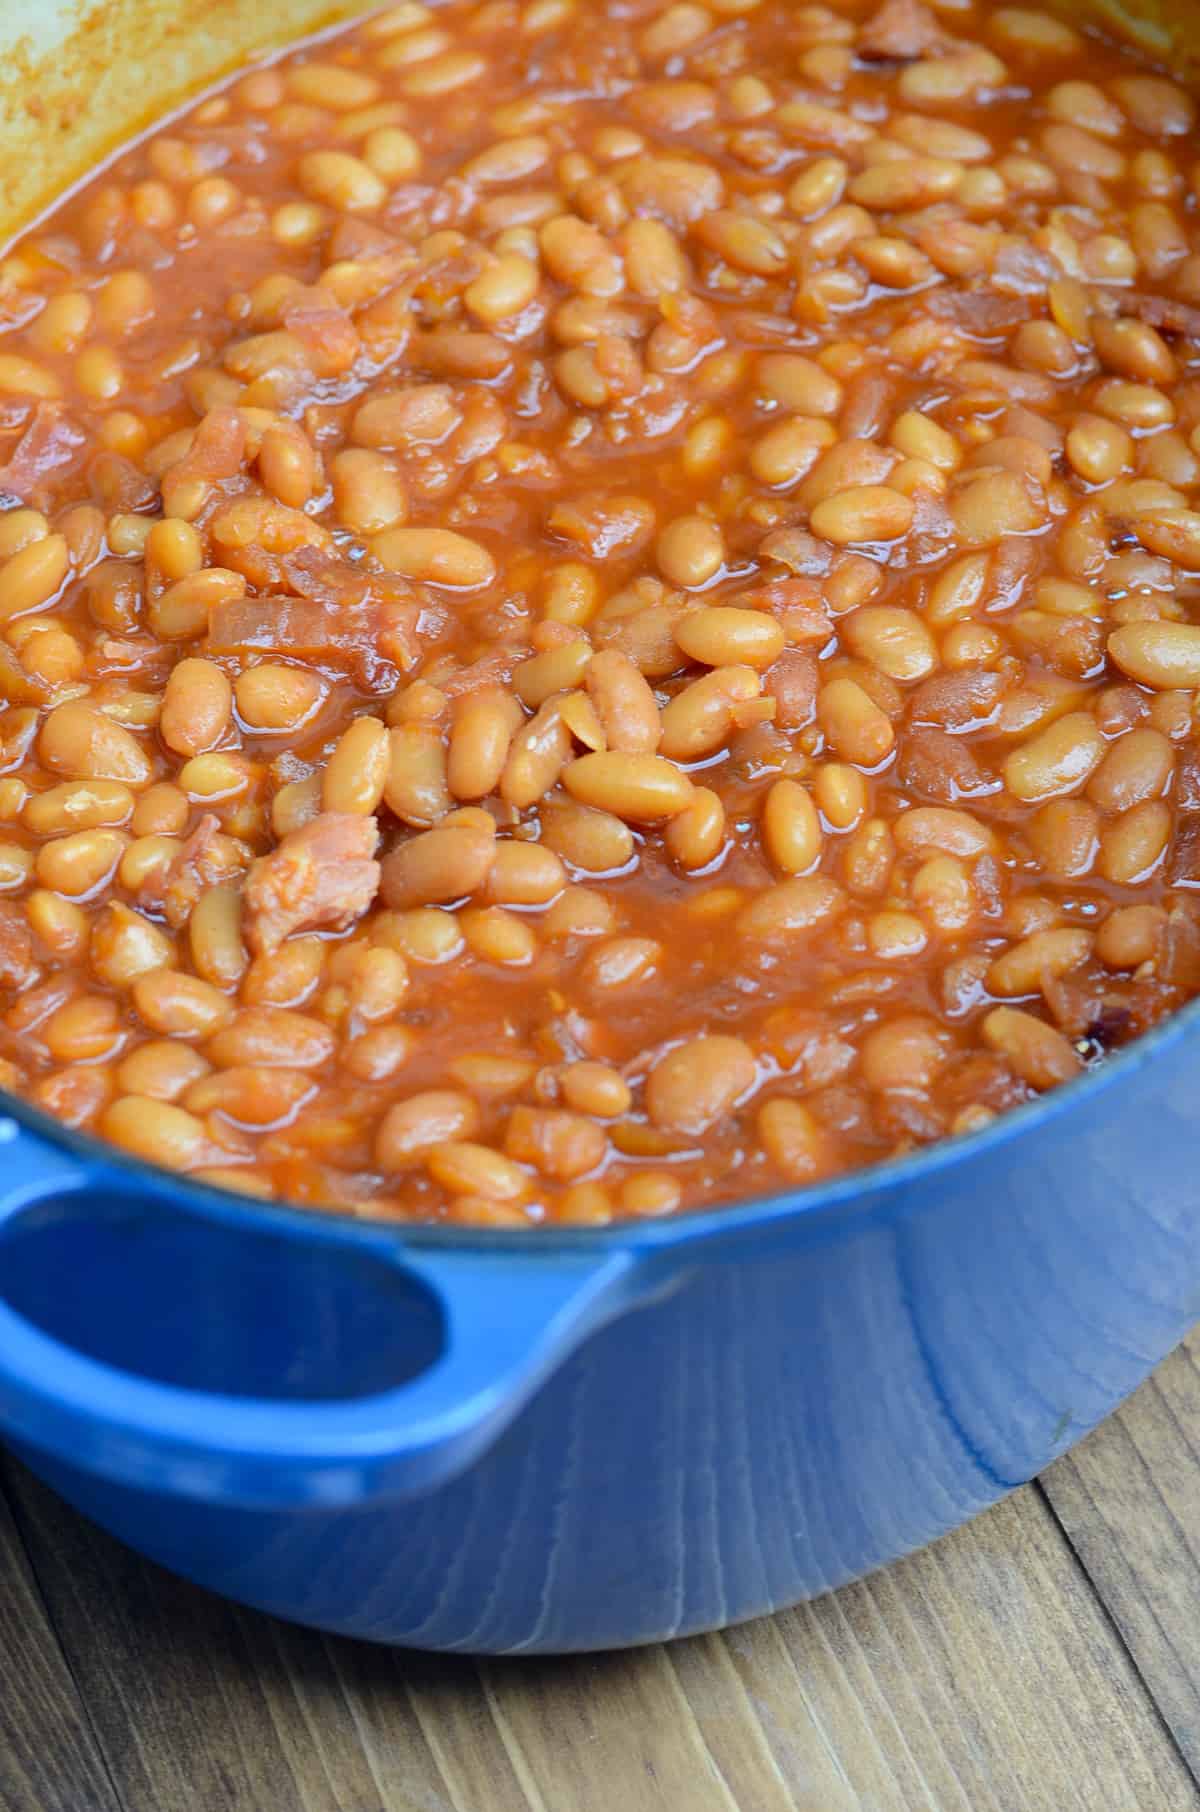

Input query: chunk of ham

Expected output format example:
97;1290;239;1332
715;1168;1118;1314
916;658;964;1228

137;813;227;927
243;813;381;953
1117;292;1200;339
0;405;86;507
160;406;247;520
897;725;992;804
924;287;1033;337
857;0;952;59
205;592;418;692
206;550;431;690
207;593;381;660
0;902;35;991
281;286;360;378
764;648;818;731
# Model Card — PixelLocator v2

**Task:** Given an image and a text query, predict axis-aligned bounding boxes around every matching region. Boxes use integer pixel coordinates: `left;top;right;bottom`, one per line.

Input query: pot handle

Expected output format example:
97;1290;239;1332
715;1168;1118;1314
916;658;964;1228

0;1118;656;1508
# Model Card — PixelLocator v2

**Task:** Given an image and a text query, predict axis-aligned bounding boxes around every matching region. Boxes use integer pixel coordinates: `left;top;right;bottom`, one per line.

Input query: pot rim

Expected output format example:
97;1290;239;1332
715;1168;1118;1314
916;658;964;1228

5;979;1196;1255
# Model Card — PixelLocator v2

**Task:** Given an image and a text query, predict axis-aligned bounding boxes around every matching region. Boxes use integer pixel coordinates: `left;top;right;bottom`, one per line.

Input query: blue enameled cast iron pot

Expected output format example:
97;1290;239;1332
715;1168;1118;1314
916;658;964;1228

1;0;1198;1659
0;990;1196;1654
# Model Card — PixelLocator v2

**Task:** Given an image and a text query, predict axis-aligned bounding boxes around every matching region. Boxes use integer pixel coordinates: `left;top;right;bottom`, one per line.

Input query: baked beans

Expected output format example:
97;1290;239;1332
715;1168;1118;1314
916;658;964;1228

0;0;1199;1222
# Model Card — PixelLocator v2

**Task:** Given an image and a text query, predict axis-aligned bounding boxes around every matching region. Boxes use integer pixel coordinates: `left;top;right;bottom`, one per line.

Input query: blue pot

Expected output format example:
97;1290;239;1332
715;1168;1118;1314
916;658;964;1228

0;1000;1195;1654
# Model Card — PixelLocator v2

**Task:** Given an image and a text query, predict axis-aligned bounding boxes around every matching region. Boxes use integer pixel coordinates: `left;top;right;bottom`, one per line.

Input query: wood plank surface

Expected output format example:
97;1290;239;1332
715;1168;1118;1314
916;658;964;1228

4;1427;1196;1812
0;1481;123;1812
1040;1327;1200;1783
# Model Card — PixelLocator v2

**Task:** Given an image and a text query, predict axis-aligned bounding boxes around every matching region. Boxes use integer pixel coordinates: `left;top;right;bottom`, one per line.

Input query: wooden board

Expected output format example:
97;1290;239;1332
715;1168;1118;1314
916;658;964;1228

4;1412;1198;1812
0;1482;123;1812
1040;1328;1200;1782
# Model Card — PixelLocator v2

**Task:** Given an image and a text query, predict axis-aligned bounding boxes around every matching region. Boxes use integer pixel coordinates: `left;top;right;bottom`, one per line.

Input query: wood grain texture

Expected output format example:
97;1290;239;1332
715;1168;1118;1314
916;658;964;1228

1041;1328;1200;1781
0;1481;122;1812
5;1440;1196;1812
1;1460;460;1812
761;1492;1192;1812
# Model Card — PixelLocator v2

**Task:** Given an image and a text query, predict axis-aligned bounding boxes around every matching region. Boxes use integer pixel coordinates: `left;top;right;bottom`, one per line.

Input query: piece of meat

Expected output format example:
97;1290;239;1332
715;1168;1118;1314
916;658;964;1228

1177;747;1200;811
546;492;656;559
896;725;993;803
89;636;172;680
758;1007;855;1088
990;236;1062;296
839;369;893;440
938;1050;1030;1118
0;901;35;992
1083;1002;1134;1053
282;547;418;612
208;552;432;692
1116;292;1200;338
924;286;1032;338
741;577;834;645
1042;967;1116;1039
0;405;86;506
138;813;227;928
206;592;413;693
87;448;159;514
440;650;524;697
325;216;406;263
990;536;1037;609
857;0;951;60
1168;814;1200;888
764;648;818;731
876;1089;947;1145
207;593;381;661
243;813;381;954
909;671;1008;735
1160;902;1200;990
160;405;247;519
757;528;832;575
281;287;360;377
